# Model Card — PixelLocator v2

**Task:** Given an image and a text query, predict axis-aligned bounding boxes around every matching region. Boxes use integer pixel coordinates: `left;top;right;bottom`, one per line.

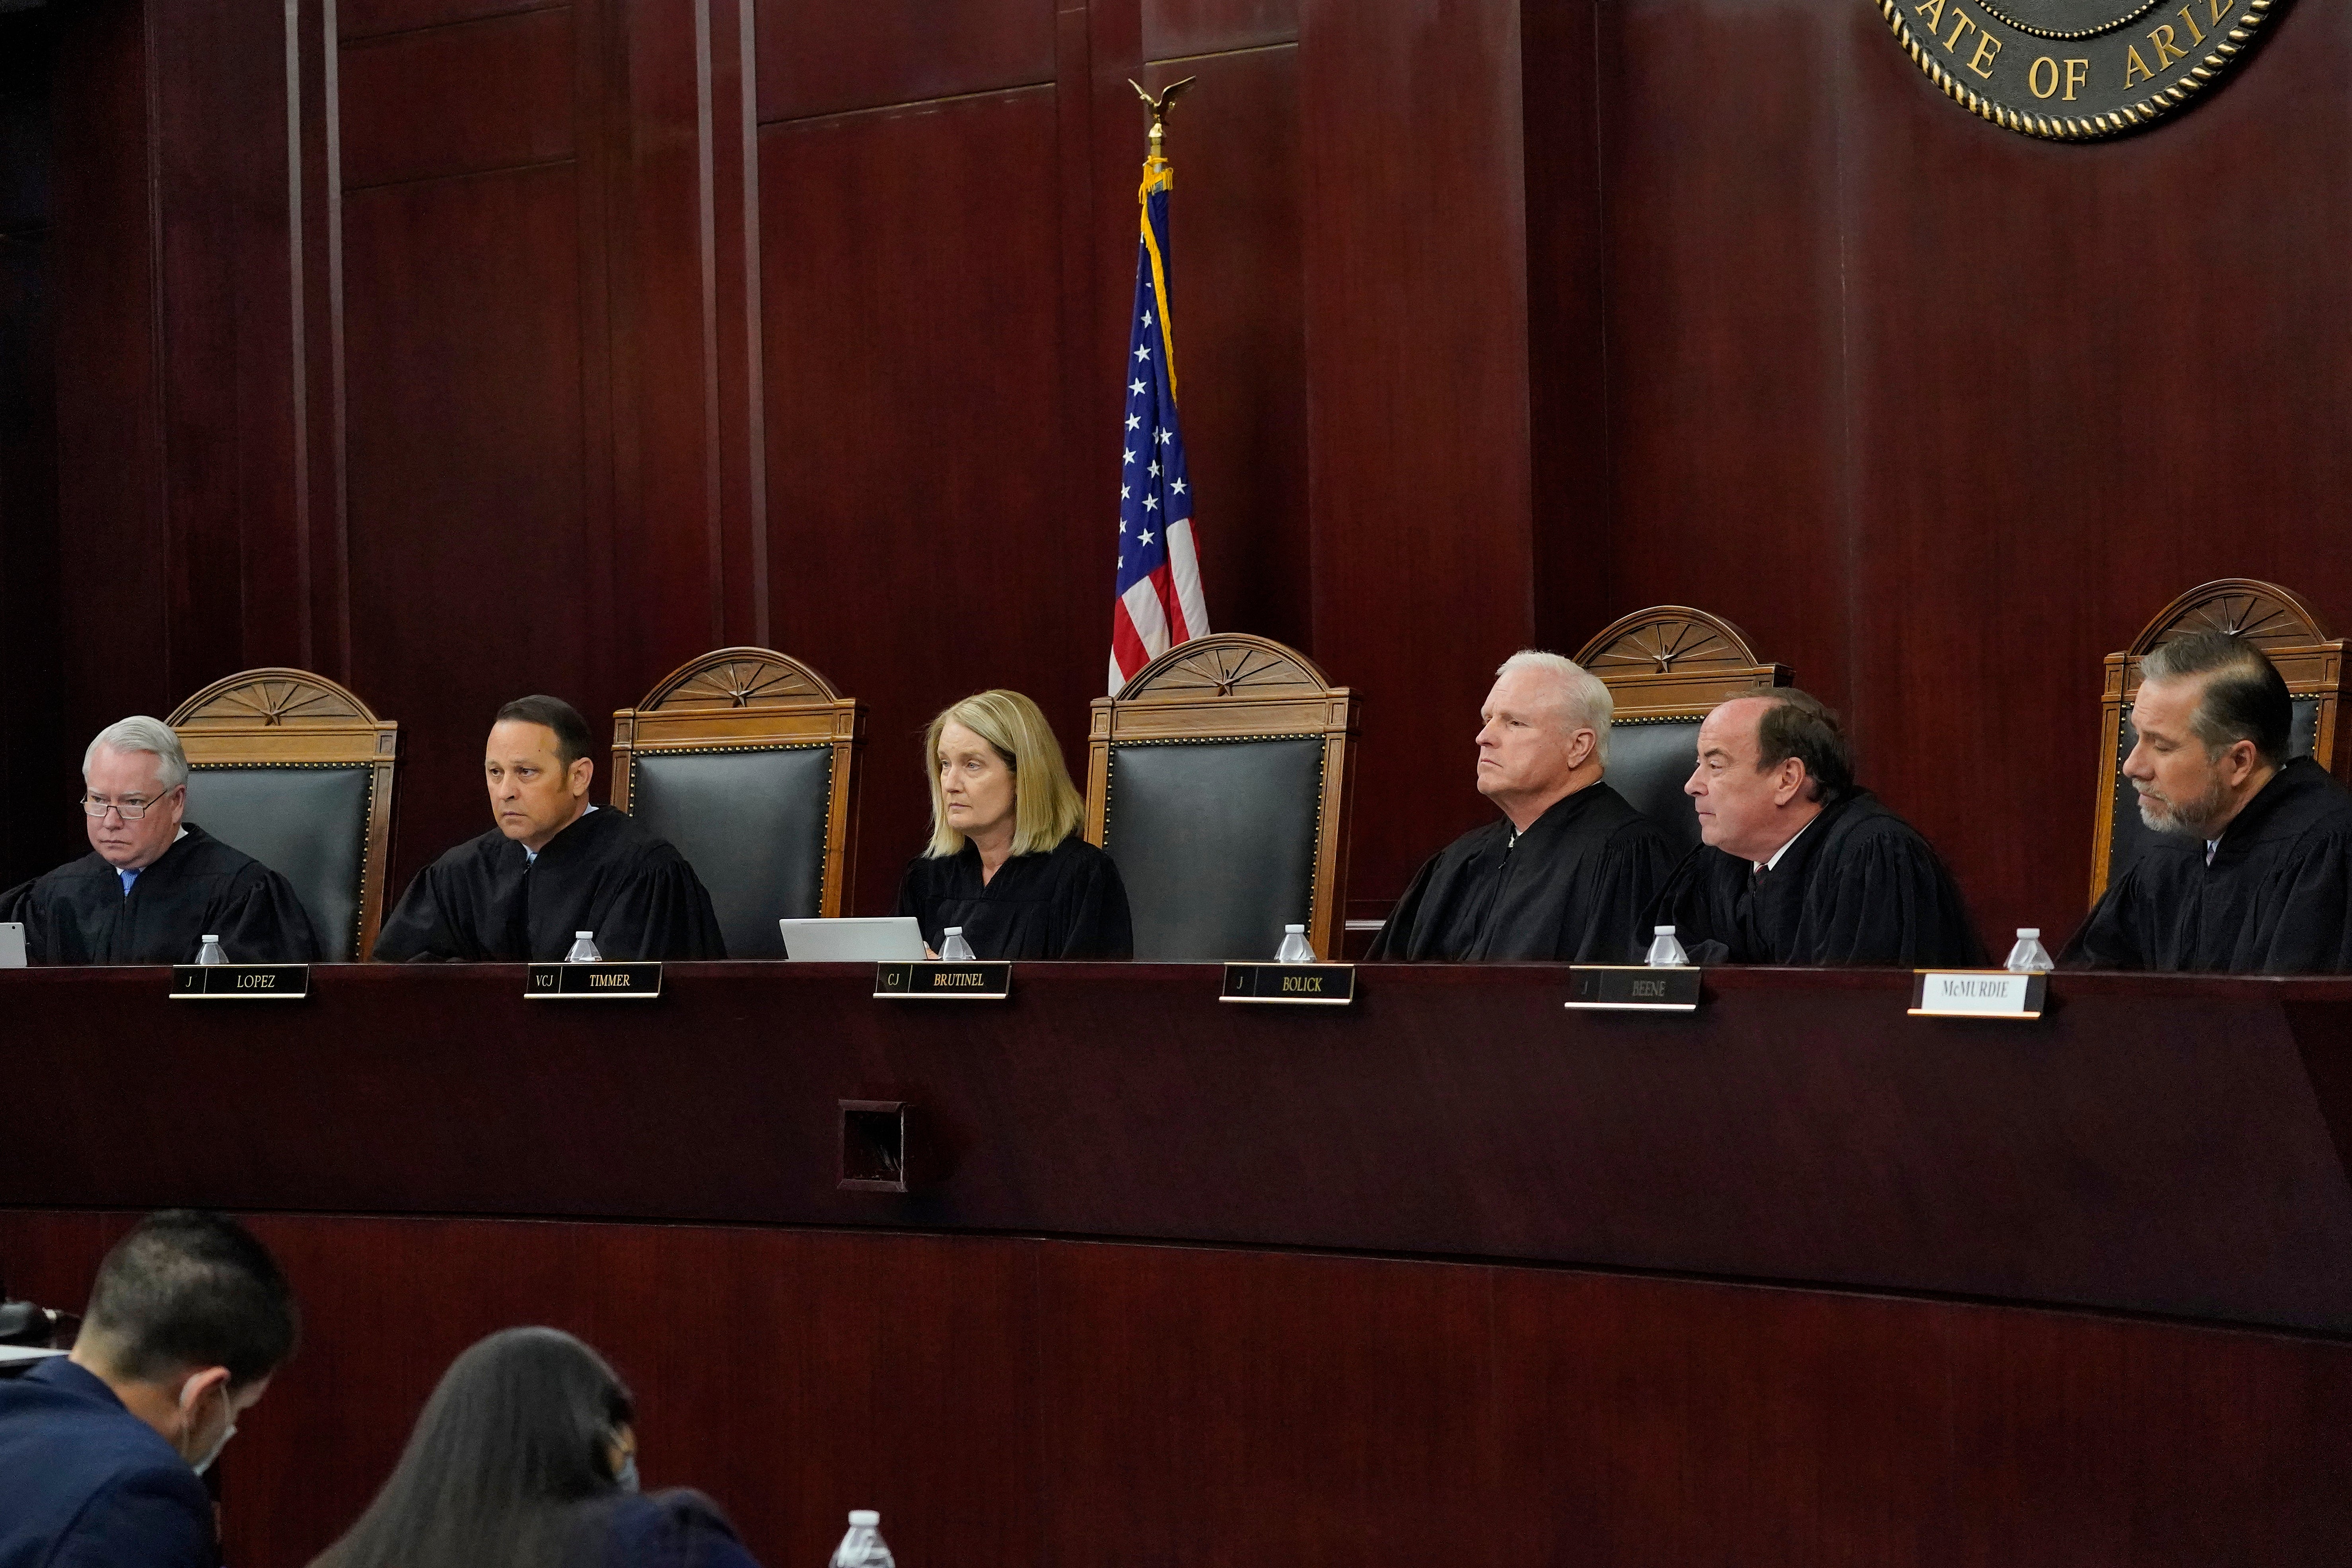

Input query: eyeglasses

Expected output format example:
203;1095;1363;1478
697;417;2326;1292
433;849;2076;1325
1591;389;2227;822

81;791;176;820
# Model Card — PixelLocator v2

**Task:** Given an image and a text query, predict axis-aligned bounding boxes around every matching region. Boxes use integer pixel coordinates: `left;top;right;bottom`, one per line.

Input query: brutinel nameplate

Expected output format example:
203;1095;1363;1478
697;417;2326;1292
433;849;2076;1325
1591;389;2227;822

1220;963;1355;1005
875;961;1012;1000
170;964;311;1000
1909;970;2048;1019
525;963;664;1000
1564;965;1702;1011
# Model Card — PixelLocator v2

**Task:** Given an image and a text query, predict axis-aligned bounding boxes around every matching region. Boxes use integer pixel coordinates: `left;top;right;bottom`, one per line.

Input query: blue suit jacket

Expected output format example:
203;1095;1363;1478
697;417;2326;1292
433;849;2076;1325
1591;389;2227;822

0;1358;217;1568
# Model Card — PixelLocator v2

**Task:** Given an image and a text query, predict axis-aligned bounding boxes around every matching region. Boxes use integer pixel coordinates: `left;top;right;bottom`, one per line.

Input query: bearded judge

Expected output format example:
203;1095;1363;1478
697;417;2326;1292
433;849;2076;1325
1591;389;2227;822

373;696;726;962
1367;652;1676;963
1644;690;1983;967
2064;633;2352;972
0;717;321;964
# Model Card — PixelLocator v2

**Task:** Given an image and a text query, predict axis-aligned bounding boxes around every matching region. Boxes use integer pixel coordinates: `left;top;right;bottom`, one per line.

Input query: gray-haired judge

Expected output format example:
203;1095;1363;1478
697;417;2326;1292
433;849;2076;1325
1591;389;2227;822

1368;650;1677;962
0;717;321;965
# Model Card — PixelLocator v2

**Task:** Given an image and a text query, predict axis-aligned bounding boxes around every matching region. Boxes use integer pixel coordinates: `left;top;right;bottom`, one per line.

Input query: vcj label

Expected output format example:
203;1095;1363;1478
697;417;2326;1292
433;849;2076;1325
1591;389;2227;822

525;962;665;1000
1909;970;2047;1019
1220;963;1356;1005
875;961;1013;1000
169;964;312;1001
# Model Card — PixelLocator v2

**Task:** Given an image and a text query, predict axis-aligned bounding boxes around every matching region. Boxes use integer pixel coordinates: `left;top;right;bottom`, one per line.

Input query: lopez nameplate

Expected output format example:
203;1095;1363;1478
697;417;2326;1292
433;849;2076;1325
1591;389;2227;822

1909;970;2048;1020
170;964;311;1000
525;963;664;1000
1220;963;1356;1006
875;961;1012;1000
1564;965;1702;1012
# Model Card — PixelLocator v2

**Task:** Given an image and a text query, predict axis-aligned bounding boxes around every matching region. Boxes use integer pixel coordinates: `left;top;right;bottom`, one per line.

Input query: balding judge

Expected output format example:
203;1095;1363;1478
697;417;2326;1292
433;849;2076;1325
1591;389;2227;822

0;717;321;964
1367;652;1676;963
373;696;726;962
1644;690;1983;966
2064;633;2352;972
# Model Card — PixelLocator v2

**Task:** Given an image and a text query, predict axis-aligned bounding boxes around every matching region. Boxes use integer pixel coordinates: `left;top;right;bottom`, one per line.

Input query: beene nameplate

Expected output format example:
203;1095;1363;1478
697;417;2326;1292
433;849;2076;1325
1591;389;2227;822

875;961;1012;1000
169;964;311;1001
1220;963;1356;1005
1564;965;1702;1011
525;963;664;1000
1909;970;2048;1020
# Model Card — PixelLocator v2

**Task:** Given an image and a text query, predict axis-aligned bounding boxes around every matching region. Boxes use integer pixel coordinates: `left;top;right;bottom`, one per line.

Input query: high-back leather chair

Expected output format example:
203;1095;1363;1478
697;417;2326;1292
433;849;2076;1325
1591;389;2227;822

2091;579;2351;902
1087;634;1359;961
611;648;864;958
167;669;400;963
1574;607;1792;860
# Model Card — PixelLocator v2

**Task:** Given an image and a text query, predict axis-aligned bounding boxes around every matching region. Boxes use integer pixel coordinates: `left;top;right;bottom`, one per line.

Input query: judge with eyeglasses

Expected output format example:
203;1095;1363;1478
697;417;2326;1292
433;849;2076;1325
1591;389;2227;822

0;716;320;965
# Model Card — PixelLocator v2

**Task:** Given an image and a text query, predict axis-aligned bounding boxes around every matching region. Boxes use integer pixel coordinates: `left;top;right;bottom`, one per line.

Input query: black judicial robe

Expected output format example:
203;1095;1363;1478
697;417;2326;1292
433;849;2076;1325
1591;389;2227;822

0;823;322;965
1642;790;1984;967
894;834;1133;961
2062;757;2352;974
1366;782;1675;963
373;807;726;962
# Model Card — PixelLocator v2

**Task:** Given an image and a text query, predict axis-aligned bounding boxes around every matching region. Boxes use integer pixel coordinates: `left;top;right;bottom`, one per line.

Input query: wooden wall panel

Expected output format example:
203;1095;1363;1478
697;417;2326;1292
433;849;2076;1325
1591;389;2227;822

342;0;563;44
754;0;1057;123
339;9;578;191
1143;0;1297;57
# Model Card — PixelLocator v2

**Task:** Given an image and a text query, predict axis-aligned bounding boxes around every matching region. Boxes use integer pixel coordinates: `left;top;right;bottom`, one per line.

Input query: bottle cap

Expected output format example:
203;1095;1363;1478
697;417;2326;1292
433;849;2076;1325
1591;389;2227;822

2016;928;2039;938
848;1510;880;1527
576;931;593;938
202;934;220;942
1654;925;1675;934
1284;923;1305;933
945;926;963;935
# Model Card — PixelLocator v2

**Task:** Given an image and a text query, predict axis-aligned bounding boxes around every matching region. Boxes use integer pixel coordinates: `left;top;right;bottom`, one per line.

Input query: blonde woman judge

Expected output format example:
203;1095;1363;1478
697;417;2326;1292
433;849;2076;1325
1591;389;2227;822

894;690;1133;961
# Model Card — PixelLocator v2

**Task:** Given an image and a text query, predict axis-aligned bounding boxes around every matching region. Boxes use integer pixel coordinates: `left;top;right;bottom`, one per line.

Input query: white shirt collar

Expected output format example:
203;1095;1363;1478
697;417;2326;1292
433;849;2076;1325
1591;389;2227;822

1756;811;1818;874
523;803;595;865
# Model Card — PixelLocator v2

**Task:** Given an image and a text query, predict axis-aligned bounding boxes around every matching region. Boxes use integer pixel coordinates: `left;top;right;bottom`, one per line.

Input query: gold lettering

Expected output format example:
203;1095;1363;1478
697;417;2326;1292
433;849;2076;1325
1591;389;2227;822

1912;0;1946;28
2209;0;2233;23
2064;56;2089;97
589;972;629;988
2028;55;2059;95
2147;23;2186;65
1943;10;1977;51
1967;31;2001;76
1280;975;1324;993
2122;43;2154;84
236;973;274;989
2175;4;2205;43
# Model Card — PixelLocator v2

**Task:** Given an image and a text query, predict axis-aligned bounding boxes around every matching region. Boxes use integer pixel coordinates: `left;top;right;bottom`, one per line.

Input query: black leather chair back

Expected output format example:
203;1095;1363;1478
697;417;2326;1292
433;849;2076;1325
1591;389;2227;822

1602;718;1704;859
185;766;374;961
628;746;833;958
1103;737;1326;962
2105;696;2319;884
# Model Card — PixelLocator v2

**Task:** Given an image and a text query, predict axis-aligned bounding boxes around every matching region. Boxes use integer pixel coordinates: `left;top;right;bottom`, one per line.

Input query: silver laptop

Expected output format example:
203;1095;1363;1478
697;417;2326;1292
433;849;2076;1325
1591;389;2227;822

776;916;926;963
0;922;24;969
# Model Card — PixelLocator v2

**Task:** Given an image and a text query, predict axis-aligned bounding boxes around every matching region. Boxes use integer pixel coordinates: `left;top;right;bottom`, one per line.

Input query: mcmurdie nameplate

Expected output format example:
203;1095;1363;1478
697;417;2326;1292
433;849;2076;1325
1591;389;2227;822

1879;0;2283;139
875;961;1012;1000
1909;970;2049;1019
1220;963;1356;1005
526;963;663;1000
170;964;311;1000
1564;966;1702;1012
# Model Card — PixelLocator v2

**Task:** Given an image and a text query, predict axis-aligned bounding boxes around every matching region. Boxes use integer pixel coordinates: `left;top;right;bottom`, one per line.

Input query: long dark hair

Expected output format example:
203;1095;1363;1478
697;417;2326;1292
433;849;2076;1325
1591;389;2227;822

309;1327;634;1568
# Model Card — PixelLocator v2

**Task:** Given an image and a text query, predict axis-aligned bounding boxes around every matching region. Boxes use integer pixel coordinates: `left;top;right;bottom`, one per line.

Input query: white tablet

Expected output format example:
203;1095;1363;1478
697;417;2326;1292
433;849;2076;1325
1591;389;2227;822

776;916;926;963
0;922;24;969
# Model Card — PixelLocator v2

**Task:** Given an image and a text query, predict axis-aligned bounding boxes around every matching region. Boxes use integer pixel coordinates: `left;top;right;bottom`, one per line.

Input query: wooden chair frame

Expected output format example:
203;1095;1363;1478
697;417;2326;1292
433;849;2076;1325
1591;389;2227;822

610;648;866;918
1086;634;1360;960
2090;579;2351;903
1574;605;1792;717
167;667;401;961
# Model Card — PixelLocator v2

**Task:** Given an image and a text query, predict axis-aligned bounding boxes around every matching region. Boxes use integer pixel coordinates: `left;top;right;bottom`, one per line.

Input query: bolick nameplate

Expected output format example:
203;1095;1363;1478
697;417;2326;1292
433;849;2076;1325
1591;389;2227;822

1220;963;1356;1005
525;962;663;1000
1565;965;1702;1012
170;964;311;1001
1909;970;2048;1019
875;961;1012;1000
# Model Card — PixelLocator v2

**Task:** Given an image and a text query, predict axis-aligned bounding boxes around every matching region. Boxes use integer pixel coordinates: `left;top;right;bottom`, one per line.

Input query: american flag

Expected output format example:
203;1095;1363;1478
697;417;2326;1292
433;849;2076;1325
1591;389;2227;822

1109;154;1210;693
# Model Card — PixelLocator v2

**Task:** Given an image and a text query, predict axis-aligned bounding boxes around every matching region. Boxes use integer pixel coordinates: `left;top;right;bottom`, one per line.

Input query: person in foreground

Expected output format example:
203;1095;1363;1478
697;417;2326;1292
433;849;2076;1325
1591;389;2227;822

894;689;1132;960
374;696;725;961
1644;690;1984;966
308;1326;763;1568
0;717;321;964
2064;632;2352;972
0;1210;298;1568
1368;650;1675;962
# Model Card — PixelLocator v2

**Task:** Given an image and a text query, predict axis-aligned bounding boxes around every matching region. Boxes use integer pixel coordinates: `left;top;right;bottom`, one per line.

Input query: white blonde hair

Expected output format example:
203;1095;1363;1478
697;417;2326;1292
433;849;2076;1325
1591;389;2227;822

83;716;189;791
1495;650;1613;767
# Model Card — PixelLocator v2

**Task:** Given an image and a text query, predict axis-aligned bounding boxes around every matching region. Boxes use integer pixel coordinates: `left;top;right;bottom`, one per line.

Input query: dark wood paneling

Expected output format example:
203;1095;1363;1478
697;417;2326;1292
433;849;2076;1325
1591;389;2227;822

342;0;564;44
1144;0;1298;58
759;88;1087;916
339;8;577;190
754;0;1056;124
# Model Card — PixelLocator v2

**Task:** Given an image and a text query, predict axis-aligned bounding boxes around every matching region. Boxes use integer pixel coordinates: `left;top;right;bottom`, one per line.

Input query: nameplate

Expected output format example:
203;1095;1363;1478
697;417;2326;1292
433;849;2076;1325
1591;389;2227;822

525;963;664;1000
1909;970;2047;1020
170;964;311;1000
1220;963;1356;1005
1564;965;1702;1011
875;961;1012;1000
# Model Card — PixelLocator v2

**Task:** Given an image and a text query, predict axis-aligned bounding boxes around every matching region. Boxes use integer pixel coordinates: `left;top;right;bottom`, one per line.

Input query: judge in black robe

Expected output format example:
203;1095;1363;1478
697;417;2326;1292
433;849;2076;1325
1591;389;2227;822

1;824;323;965
1642;690;1983;967
1369;651;1673;963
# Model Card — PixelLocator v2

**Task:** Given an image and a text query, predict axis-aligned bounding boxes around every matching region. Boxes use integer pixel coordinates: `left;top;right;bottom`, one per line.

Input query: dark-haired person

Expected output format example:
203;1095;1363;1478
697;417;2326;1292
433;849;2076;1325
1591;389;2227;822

2064;633;2352;972
0;1211;298;1568
374;696;726;961
309;1326;764;1568
1643;690;1984;966
894;689;1132;960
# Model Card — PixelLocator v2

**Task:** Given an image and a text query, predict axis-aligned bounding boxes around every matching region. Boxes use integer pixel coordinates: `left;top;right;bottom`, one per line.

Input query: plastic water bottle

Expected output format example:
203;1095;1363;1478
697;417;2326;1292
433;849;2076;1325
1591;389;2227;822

196;934;228;966
2003;927;2054;973
830;1510;896;1568
939;927;977;962
1645;925;1690;967
564;931;602;963
1274;923;1315;964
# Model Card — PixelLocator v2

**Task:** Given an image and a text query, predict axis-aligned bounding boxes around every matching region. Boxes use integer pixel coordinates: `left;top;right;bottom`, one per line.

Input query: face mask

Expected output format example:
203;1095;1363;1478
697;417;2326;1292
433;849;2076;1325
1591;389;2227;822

614;1450;640;1493
184;1378;237;1474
